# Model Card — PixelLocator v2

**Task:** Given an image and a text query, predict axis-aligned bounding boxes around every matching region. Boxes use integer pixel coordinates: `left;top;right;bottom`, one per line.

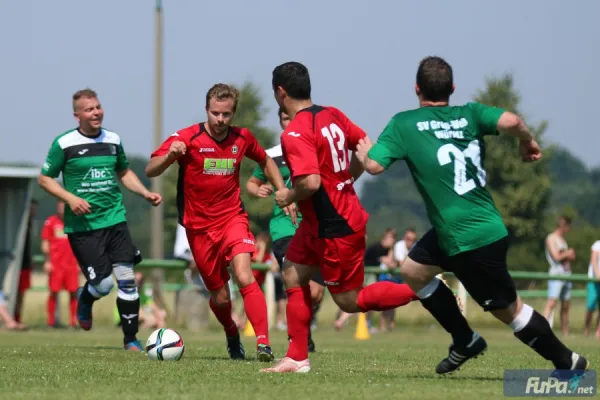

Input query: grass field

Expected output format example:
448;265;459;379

1;288;599;400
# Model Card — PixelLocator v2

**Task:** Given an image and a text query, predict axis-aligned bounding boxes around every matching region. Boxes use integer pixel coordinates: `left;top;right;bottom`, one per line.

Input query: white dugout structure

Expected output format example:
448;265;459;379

0;167;39;316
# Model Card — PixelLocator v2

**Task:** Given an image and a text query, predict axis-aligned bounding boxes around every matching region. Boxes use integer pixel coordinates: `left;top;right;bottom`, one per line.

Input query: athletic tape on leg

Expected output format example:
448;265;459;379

113;263;139;301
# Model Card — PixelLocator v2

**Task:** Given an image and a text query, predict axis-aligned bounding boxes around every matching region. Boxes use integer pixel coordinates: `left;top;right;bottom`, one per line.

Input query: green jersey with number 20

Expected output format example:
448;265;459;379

368;102;508;256
41;128;129;233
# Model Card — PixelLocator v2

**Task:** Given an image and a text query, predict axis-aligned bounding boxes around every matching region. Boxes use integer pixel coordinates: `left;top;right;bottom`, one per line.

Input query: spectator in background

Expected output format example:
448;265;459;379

543;216;575;336
0;291;25;330
42;200;80;328
366;228;398;332
584;240;600;338
14;199;38;327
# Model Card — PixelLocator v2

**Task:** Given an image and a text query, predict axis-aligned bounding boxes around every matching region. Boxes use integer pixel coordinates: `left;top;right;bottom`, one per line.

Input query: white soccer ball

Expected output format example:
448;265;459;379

146;328;185;361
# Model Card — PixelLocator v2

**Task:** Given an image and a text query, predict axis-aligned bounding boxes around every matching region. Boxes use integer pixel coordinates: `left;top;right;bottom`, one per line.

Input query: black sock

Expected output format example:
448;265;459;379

80;283;97;305
116;297;140;344
311;303;320;325
514;310;572;369
420;281;474;347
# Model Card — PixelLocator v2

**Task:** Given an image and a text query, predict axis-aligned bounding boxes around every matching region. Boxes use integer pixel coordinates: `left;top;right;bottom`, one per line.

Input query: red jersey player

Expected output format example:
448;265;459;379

41;200;80;328
262;62;419;373
146;83;294;362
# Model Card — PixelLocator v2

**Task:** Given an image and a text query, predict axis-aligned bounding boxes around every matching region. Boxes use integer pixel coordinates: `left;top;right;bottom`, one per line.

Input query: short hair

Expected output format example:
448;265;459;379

405;227;417;234
416;56;454;102
205;83;240;111
559;215;572;225
72;88;98;111
382;228;397;238
278;107;285;118
272;62;311;100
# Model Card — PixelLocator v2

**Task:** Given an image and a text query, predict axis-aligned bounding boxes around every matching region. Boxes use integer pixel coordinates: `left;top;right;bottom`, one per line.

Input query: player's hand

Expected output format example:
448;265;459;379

167;141;186;161
68;196;91;215
356;136;374;163
283;202;298;225
519;138;542;162
275;188;293;208
256;184;274;198
144;192;163;206
43;261;52;274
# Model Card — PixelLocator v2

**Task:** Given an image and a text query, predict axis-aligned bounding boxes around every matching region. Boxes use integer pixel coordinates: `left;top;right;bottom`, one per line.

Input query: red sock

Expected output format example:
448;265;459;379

285;285;312;361
47;295;57;326
357;282;418;312
239;281;269;347
69;295;77;327
209;298;239;337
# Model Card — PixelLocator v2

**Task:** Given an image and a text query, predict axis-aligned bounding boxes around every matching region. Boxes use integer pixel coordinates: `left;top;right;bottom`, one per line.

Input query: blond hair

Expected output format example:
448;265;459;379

72;88;98;111
205;83;239;111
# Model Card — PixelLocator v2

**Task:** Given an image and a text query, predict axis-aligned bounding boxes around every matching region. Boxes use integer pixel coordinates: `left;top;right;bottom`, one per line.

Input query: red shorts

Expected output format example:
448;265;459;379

186;215;256;292
18;269;31;293
285;222;367;294
49;269;80;293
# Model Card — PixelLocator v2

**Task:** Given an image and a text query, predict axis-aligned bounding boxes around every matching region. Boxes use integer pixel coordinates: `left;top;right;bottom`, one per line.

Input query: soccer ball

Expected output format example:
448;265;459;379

145;328;185;361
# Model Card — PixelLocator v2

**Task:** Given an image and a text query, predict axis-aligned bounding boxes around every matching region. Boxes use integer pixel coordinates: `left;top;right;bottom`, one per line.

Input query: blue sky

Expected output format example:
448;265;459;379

2;0;598;174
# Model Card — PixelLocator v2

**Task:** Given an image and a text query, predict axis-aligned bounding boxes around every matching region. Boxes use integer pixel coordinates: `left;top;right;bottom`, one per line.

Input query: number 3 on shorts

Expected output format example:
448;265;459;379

437;140;486;195
87;266;96;280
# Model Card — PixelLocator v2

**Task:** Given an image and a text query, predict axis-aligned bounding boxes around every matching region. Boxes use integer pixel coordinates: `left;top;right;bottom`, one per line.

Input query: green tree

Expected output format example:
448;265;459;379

161;81;279;254
473;74;552;273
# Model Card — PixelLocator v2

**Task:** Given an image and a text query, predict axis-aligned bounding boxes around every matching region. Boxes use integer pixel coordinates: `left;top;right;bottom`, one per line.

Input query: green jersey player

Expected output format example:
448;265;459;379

358;57;589;375
38;88;162;351
246;108;325;352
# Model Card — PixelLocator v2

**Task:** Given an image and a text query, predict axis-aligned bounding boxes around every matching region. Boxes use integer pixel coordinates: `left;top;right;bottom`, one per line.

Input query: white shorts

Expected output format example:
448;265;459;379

548;279;572;301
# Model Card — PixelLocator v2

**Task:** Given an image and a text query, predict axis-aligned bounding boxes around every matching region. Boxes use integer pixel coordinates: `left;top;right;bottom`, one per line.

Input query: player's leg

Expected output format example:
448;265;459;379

225;217;272;361
47;270;60;327
186;228;243;359
307;277;324;352
68;230;114;331
14;269;30;327
106;223;142;351
65;270;79;328
543;281;560;323
584;282;596;336
453;237;588;373
594;283;600;338
326;229;418;315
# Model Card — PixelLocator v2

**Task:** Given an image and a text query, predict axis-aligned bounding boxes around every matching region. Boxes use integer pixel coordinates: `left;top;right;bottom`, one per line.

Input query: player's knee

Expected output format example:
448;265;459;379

310;282;324;304
210;289;231;307
90;275;114;298
113;263;139;301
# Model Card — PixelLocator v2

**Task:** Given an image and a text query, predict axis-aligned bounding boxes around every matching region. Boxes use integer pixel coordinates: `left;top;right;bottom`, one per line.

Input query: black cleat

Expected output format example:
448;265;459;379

551;353;590;380
436;332;487;374
226;334;245;360
257;344;275;362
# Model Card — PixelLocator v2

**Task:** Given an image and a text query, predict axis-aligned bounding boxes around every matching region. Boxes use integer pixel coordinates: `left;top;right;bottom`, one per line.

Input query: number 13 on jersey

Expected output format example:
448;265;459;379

321;123;347;173
437;140;486;195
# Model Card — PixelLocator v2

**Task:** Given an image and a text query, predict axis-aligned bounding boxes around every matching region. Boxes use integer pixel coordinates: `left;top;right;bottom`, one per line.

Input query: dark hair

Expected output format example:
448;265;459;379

278;107;285;119
559;215;572;225
416;56;453;102
272;62;311;100
405;227;417;234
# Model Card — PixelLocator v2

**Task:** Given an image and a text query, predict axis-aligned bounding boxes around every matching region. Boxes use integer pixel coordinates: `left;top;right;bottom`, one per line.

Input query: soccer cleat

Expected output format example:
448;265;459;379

551;353;590;380
257;344;274;362
226;334;245;360
124;340;144;352
260;357;311;373
76;287;93;331
436;332;487;374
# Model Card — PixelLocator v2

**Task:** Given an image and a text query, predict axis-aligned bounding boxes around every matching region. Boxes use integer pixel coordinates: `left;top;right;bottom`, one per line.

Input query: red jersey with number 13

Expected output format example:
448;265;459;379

151;123;267;231
280;105;368;238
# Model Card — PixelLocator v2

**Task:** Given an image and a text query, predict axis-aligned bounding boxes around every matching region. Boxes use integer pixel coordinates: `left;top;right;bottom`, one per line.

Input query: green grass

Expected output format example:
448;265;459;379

0;324;598;399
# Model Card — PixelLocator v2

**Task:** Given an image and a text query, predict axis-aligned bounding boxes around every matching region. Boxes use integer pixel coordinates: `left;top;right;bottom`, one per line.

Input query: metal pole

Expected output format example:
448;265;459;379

151;0;167;310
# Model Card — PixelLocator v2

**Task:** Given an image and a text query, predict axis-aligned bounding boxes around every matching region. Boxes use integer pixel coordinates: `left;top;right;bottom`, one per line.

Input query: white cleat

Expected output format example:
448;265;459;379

260;357;311;373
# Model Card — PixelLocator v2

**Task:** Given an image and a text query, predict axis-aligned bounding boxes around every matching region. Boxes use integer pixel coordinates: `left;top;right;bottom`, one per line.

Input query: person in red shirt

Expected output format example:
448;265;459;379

41;200;80;328
251;232;273;287
262;62;419;373
146;83;294;363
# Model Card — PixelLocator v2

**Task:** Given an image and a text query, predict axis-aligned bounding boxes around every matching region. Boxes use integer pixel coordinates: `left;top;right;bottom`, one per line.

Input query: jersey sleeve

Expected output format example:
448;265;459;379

469;102;506;137
281;129;319;177
116;142;129;172
41;218;53;241
151;132;187;158
244;130;267;163
367;117;407;170
41;138;65;178
252;165;267;182
330;107;367;150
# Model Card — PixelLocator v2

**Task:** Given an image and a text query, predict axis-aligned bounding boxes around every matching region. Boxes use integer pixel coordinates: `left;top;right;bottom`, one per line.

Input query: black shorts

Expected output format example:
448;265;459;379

408;228;516;311
68;222;136;285
272;236;325;288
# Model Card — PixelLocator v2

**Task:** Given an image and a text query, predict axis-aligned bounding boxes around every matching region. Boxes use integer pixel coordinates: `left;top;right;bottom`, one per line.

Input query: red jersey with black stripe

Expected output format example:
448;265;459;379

151;123;267;231
280;105;368;238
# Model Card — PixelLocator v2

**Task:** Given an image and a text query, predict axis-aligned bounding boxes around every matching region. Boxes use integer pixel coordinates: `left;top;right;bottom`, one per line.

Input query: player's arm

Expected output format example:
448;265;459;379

145;134;187;178
257;157;286;192
115;143;162;206
246;168;273;198
38;139;91;215
546;236;570;262
358;118;406;175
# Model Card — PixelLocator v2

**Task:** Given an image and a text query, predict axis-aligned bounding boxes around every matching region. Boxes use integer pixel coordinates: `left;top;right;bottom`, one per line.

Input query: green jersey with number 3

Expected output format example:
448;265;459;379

368;102;508;256
41;128;129;233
